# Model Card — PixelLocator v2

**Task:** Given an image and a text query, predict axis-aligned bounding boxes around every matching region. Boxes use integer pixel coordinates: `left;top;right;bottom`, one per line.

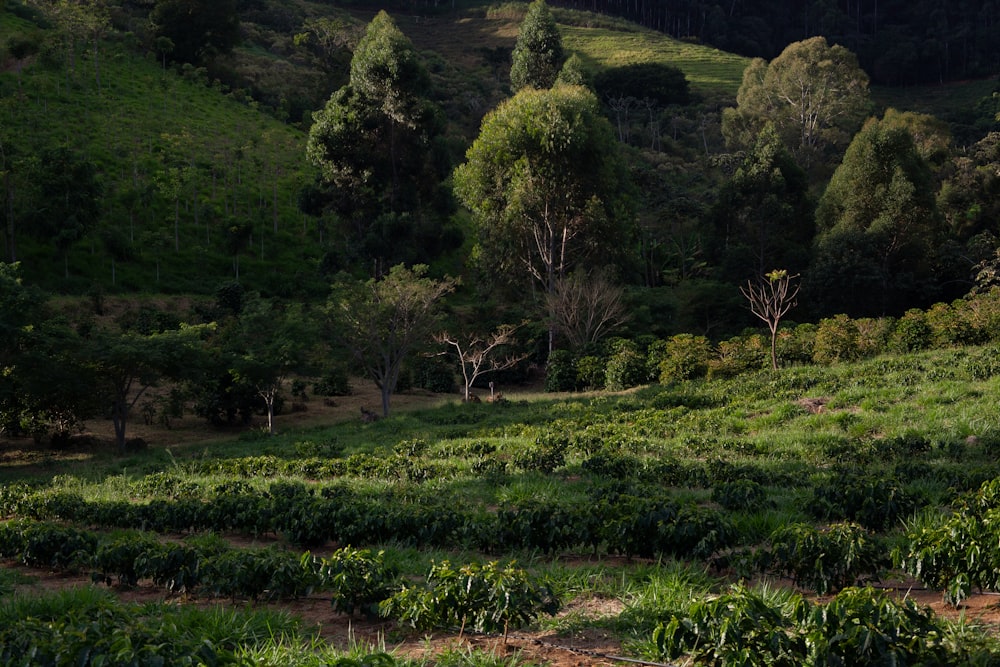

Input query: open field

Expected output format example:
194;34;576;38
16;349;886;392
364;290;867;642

5;343;1000;663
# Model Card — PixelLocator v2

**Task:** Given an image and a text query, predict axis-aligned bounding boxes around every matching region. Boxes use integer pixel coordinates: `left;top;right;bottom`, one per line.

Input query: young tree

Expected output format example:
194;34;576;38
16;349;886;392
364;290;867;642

229;296;316;435
453;84;634;350
740;269;800;370
546;269;629;350
329;264;456;417
510;0;564;91
435;324;526;402
722;36;871;171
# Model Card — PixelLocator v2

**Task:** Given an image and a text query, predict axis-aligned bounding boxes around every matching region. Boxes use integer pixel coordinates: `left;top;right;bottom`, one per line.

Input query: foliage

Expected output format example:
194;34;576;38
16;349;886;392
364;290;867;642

812;112;943;317
761;522;888;595
651;585;967;666
897;477;1000;605
382;560;559;637
321;547;397;618
722;36;870;170
328;264;456;416
604;339;648;391
305;11;450;269
544;349;577;392
808;473;919;531
454;84;634;299
650;334;711;385
509;0;564;91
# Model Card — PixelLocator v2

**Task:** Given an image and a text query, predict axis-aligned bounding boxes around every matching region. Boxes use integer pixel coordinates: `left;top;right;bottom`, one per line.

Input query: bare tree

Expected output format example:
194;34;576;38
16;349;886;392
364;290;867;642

740;269;801;370
546;270;630;350
435;324;527;402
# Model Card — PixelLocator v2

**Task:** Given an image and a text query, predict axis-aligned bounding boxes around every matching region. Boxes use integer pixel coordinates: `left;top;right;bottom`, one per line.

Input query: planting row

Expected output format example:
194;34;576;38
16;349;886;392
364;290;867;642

0;482;732;558
0;520;558;635
652;585;995;666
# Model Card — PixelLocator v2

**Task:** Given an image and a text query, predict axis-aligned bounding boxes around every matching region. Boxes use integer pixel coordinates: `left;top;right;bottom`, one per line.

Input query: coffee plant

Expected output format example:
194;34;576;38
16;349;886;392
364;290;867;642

382;560;559;638
321;547;397;618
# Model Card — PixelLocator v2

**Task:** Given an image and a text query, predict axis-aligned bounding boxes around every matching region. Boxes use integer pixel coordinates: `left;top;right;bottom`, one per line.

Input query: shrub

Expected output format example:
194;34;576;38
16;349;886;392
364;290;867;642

321;547;397;618
314;369;353;397
763;522;887;595
655;334;711;385
808;473;918;531
813;314;860;364
544;349;577;392
890;309;932;352
709;334;767;378
926;301;980;346
776;323;815;365
575;355;606;390
382;560;560;637
605;340;648;391
854;316;894;357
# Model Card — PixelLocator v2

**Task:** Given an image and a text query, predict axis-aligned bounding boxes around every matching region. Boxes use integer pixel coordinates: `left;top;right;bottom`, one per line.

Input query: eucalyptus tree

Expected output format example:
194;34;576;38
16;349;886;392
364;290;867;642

306;11;449;270
510;0;564;91
453;84;634;350
722;36;871;172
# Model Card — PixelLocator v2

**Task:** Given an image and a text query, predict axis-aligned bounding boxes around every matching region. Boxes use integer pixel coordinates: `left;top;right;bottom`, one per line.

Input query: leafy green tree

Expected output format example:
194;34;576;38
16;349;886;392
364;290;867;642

453;84;634;351
710;123;814;281
328;264;456;417
509;0;564;91
150;0;240;65
89;324;208;454
811;111;942;316
305;11;449;270
722;37;870;171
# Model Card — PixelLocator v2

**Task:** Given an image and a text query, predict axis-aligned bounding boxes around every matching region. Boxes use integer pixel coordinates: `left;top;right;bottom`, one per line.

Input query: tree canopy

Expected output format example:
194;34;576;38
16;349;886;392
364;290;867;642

810;111;942;316
509;0;564;91
305;11;451;271
722;37;871;171
454;84;634;300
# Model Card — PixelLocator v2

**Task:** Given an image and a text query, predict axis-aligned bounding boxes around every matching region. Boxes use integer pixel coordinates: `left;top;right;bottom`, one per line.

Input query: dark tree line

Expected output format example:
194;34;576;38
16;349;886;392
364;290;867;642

552;0;1000;85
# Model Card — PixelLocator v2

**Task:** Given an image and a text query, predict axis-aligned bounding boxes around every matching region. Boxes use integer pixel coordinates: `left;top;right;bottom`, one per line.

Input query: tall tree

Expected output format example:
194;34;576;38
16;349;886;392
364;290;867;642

306;11;448;270
810;111;942;316
509;0;564;91
453;84;634;350
722;37;871;171
710;123;815;281
328;264;456;417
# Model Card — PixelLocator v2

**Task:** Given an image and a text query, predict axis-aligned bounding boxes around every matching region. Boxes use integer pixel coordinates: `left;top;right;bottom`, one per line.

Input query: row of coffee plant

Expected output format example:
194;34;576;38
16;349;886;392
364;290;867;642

0;481;730;558
649;585;995;666
546;288;1000;391
0;520;559;634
